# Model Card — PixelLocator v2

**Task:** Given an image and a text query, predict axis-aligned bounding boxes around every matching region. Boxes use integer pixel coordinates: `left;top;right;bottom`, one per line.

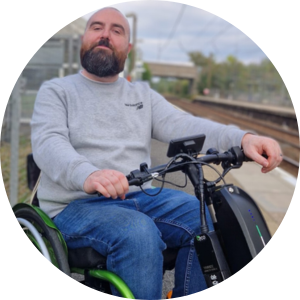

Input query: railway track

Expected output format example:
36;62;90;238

167;97;299;178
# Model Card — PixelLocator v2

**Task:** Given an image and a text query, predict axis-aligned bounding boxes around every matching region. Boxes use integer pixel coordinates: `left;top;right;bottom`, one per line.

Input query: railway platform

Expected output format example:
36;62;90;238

228;161;295;235
193;95;296;118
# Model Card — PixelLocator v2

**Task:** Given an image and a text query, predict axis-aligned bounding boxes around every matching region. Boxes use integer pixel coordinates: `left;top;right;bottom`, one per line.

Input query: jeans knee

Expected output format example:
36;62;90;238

114;215;166;254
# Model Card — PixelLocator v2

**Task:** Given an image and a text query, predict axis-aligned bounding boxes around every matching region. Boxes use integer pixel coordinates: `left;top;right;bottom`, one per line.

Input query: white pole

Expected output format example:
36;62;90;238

9;77;21;207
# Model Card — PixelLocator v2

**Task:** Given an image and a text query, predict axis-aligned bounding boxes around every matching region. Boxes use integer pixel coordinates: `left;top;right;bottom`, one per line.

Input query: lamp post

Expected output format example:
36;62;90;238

126;13;137;78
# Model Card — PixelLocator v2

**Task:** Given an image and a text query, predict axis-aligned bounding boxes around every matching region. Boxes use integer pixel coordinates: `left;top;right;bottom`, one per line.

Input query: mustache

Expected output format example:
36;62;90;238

92;39;113;51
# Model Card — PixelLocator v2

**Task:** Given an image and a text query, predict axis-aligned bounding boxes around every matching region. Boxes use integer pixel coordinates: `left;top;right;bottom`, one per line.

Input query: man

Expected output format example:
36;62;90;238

31;7;282;299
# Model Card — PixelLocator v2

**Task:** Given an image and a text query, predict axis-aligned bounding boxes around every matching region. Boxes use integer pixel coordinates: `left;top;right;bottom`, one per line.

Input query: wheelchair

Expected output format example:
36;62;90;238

14;135;271;297
13;154;178;299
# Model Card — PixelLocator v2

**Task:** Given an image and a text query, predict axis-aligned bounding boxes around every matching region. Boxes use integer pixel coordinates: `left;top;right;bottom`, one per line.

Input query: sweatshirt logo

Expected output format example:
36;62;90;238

125;102;143;110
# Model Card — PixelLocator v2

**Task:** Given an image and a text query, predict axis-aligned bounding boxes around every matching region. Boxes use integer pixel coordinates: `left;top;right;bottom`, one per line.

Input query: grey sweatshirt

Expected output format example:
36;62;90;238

31;72;246;218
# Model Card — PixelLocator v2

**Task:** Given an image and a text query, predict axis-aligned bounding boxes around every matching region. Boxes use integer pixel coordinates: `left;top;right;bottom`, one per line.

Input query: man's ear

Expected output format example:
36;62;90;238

127;43;133;55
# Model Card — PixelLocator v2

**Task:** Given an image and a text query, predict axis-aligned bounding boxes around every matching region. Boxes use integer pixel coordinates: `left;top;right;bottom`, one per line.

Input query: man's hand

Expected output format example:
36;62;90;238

83;170;129;200
241;134;283;173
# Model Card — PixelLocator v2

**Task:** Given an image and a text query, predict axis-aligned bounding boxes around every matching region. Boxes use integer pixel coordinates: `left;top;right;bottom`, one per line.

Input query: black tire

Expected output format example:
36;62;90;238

15;207;71;276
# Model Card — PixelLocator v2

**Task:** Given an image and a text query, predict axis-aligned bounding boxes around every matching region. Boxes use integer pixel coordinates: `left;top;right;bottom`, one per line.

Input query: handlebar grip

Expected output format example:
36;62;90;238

243;154;252;162
126;174;143;186
128;178;142;186
243;152;268;162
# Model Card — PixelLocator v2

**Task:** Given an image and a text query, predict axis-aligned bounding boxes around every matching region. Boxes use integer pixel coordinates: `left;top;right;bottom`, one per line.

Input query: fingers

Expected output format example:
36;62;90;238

261;151;283;173
242;134;283;173
260;139;283;173
249;151;269;168
84;170;129;199
101;171;129;199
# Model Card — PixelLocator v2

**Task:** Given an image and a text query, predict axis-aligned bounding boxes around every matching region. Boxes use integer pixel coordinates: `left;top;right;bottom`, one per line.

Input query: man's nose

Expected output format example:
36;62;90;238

100;27;110;39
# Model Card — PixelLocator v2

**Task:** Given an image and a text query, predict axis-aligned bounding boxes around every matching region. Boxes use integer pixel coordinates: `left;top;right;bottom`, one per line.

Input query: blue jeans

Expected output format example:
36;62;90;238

53;188;213;299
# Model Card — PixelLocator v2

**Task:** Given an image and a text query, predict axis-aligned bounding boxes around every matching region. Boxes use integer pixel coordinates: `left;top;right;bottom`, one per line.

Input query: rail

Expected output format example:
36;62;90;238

166;97;299;177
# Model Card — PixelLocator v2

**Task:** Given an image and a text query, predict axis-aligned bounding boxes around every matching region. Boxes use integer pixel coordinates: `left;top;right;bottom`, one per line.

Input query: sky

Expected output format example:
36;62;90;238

84;1;268;65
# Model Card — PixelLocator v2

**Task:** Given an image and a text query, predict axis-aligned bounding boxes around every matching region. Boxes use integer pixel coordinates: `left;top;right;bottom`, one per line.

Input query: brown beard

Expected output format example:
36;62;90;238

80;39;127;77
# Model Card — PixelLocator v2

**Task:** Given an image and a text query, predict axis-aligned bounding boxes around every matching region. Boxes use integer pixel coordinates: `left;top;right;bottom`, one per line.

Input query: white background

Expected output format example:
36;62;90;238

1;0;299;299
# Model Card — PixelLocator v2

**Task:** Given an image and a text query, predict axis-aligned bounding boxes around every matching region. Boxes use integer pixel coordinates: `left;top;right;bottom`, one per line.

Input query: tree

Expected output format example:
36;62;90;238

189;51;216;94
187;51;290;105
142;63;152;82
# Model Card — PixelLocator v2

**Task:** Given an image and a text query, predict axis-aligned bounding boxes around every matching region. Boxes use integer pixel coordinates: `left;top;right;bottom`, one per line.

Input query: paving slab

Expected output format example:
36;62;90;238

229;163;296;235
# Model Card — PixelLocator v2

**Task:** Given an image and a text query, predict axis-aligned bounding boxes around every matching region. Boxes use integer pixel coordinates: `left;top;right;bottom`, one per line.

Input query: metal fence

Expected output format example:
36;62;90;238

1;34;82;206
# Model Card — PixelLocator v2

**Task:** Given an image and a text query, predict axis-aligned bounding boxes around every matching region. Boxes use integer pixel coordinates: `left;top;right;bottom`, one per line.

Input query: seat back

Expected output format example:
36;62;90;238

27;153;41;206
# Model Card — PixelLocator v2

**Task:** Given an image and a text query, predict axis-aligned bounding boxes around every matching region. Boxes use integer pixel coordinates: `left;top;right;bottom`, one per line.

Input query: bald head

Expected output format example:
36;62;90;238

85;7;131;41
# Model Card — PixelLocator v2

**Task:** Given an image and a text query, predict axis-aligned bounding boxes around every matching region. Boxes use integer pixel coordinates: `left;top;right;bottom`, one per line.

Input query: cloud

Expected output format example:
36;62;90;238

84;1;267;64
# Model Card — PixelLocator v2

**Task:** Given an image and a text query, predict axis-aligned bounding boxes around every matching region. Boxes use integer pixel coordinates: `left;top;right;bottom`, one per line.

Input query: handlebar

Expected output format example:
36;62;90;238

96;145;267;198
123;145;267;235
126;146;249;187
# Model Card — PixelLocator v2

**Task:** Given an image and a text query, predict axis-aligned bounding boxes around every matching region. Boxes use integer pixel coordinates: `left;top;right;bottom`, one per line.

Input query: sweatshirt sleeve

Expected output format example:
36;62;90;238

31;80;99;191
150;90;247;153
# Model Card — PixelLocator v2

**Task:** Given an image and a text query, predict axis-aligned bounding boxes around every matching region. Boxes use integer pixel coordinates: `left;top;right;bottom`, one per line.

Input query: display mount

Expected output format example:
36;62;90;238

167;134;206;157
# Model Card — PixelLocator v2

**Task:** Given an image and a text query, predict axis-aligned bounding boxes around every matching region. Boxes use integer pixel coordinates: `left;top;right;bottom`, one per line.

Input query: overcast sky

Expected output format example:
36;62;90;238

84;1;267;65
